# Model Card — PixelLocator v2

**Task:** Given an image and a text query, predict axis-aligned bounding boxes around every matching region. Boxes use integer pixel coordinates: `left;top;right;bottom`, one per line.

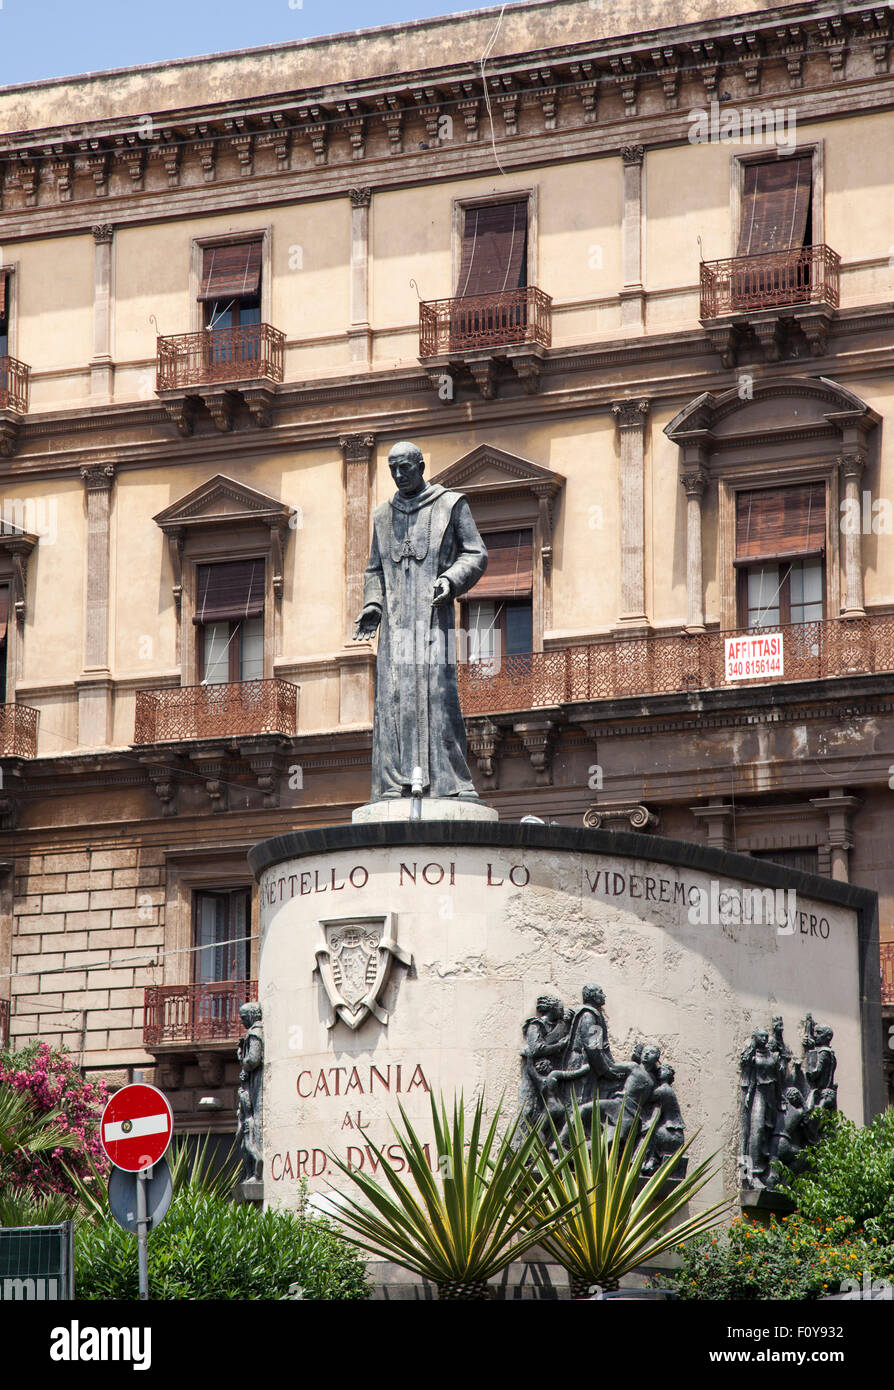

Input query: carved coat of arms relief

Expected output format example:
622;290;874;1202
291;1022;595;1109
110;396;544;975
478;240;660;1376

313;914;412;1030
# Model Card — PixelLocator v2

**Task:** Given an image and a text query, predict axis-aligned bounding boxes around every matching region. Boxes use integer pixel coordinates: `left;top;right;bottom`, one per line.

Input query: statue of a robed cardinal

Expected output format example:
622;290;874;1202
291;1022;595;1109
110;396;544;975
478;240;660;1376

353;441;487;801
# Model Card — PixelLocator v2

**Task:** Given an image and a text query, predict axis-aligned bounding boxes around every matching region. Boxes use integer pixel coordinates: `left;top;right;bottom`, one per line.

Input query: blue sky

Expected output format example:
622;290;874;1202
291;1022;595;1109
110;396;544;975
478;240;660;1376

0;0;507;88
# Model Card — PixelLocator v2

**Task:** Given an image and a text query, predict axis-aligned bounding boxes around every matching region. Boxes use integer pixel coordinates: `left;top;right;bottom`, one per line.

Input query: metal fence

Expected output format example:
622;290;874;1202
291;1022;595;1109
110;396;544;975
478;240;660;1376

134;678;298;743
419;287;552;356
0;1223;74;1300
458;615;894;717
700;244;840;318
156;324;285;390
143;979;258;1046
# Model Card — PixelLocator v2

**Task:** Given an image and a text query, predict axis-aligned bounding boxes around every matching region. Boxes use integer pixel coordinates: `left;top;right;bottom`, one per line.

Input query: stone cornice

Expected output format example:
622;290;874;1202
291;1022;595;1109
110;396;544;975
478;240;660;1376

0;6;891;238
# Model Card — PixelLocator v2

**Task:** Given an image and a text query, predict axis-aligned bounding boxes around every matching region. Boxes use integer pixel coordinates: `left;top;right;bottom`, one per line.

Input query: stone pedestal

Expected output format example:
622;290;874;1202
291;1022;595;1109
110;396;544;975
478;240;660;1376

352;797;499;824
248;822;879;1224
238;1179;263;1205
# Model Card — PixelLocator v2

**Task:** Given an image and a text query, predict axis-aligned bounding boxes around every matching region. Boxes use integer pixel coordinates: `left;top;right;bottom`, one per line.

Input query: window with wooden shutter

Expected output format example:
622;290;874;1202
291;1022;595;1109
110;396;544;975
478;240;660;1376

462;530;534;668
738;156;813;256
199;242;262;302
467;529;533;599
456;201;528;298
194;560;264;623
735;484;825;565
194;889;249;983
194;560;265;683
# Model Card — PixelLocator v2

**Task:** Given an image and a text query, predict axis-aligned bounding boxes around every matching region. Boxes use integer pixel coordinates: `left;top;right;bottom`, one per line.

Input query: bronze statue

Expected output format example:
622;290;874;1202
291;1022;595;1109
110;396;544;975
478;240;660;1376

236;1000;264;1183
353;441;487;802
738;1013;839;1189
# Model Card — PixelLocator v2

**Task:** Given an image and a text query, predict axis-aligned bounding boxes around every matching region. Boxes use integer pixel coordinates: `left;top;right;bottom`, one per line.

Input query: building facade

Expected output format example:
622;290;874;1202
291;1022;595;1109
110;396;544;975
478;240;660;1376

0;0;892;1131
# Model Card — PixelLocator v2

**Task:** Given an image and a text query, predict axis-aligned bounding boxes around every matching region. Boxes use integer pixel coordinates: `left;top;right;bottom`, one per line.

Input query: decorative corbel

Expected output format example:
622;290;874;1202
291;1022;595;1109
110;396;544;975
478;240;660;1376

11;553;26;626
513;718;557;787
466;718;503;786
583;803;659;832
144;761;179;817
531;483;555;582
196;1052;225;1087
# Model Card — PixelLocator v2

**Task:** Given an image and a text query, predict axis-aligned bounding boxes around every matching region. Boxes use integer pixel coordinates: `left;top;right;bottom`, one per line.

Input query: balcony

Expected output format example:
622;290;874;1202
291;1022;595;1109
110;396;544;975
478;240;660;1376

155;325;285;433
143;980;257;1048
0;703;39;758
134;679;298;744
0;996;9;1049
882;943;894;1007
457;614;894;718
700;245;840;318
699;246;840;366
0;356;30;457
0;356;29;414
419;287;551;398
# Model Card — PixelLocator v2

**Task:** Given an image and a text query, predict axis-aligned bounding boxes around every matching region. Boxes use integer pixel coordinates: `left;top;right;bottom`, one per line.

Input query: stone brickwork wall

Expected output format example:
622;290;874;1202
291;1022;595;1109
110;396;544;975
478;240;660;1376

9;846;165;1061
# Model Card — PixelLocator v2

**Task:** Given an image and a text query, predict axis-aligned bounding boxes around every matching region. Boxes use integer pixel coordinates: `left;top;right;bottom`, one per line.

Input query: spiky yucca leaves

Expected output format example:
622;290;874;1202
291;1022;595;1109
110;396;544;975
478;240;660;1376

328;1092;576;1296
0;1189;76;1227
528;1095;731;1292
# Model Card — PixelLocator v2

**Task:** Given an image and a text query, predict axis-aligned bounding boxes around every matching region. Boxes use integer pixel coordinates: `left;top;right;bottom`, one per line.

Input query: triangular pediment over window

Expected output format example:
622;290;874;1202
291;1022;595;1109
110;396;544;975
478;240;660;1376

153;474;296;533
432;445;563;501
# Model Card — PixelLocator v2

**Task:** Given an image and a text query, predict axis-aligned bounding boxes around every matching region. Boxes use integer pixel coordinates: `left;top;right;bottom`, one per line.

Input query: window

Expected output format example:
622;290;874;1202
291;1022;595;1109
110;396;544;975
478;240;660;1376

737;156;813;257
735;484;825;628
198;241;262;367
751;847;819;874
456;201;528;298
0;587;8;701
0;273;8;357
463;529;534;671
194;889;250;983
194;559;265;683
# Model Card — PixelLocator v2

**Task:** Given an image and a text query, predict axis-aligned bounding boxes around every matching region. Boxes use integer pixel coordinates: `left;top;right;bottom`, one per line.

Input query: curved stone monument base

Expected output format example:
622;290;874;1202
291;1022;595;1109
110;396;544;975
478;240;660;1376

248;822;878;1218
352;797;499;823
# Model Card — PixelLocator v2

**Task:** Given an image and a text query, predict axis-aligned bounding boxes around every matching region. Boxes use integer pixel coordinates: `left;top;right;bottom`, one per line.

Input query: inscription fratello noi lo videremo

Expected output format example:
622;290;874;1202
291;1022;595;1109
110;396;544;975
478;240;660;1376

260;858;830;939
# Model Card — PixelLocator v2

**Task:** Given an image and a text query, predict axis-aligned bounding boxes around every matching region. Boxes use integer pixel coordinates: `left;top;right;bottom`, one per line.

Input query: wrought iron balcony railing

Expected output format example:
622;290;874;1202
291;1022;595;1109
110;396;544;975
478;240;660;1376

699;244;840;319
419;287;552;357
0;996;9;1049
0;703;39;757
156;324;285;391
0;356;30;414
134;679;298;743
144;980;257;1048
882;943;894;1007
458;614;894;717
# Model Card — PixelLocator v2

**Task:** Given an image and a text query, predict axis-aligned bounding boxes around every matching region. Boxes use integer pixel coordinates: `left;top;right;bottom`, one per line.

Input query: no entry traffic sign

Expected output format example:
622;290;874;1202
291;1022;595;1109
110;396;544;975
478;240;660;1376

100;1084;173;1173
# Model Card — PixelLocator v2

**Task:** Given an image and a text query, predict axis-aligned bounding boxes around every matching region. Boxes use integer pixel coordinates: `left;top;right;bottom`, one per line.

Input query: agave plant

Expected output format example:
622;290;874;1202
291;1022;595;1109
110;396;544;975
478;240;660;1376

529;1094;731;1296
328;1091;576;1300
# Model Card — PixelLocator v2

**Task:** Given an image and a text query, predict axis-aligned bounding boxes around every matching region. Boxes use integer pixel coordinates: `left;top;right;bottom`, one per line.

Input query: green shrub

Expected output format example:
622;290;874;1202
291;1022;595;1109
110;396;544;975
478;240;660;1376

74;1186;370;1300
672;1213;890;1300
778;1109;894;1244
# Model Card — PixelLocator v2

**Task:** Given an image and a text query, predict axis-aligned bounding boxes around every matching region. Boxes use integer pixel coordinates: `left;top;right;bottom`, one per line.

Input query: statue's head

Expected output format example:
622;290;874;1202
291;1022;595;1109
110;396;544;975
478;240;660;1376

754;1028;769;1048
388;441;426;497
642;1044;661;1068
771;1016;783;1031
582;983;605;1007
239;1001;261;1028
658;1065;675;1084
814;1024;833;1045
818;1088;837;1109
536;994;562;1019
784;1087;803;1107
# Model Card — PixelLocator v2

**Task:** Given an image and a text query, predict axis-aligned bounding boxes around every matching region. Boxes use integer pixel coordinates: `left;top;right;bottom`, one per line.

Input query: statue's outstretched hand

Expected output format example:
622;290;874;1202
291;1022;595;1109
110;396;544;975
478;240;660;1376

431;575;452;607
353;606;381;640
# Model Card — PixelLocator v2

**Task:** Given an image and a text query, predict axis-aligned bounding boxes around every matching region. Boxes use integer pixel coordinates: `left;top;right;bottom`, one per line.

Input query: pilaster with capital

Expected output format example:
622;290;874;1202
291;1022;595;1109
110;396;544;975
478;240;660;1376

839;452;866;617
90;224;115;400
809;789;861;883
681;467;708;631
612;400;650;629
620;145;645;329
348;188;372;364
340;433;376;647
78;463;115;746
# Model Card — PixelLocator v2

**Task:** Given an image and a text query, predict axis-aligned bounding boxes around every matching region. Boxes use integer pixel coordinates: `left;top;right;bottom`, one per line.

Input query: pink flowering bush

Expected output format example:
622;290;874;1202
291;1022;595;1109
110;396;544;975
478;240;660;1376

0;1042;109;1201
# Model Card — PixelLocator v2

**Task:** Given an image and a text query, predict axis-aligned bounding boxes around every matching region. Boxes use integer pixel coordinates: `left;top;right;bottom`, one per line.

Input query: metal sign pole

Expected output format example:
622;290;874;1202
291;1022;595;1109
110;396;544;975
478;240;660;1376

135;1166;150;1302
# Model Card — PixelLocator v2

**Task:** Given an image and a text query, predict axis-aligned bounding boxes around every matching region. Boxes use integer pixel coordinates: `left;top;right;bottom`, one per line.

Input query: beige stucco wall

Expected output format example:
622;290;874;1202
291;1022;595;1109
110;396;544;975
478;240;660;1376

12;236;93;407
